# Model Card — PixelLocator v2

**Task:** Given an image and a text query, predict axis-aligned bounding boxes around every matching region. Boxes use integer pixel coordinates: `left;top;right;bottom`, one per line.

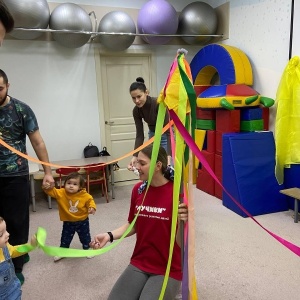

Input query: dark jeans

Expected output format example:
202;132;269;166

0;176;30;273
60;218;91;249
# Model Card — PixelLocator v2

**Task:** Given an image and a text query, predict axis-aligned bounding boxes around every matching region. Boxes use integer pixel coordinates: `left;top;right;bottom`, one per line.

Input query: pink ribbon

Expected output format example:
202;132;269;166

169;109;300;257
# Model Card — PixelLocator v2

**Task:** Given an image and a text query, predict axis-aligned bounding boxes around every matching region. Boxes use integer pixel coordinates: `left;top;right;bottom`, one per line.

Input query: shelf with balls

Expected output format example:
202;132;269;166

4;1;229;50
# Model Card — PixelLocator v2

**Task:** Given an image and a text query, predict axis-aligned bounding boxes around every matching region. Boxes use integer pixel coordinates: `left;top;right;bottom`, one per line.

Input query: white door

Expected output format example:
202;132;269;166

98;53;156;183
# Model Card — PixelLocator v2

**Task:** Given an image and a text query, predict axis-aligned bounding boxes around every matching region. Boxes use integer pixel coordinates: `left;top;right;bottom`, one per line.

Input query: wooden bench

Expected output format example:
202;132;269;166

280;188;300;223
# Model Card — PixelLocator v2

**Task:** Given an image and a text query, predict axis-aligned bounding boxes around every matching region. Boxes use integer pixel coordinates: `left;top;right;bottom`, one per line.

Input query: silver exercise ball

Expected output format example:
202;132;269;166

49;3;92;48
3;0;50;40
178;2;218;45
98;11;136;51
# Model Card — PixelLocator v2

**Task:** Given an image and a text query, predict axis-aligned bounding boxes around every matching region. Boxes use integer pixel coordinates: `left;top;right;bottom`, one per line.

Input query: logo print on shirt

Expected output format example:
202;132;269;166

69;200;79;213
136;205;166;214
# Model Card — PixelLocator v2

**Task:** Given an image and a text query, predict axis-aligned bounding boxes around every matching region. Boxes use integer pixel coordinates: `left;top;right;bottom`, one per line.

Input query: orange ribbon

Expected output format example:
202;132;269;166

0;121;173;168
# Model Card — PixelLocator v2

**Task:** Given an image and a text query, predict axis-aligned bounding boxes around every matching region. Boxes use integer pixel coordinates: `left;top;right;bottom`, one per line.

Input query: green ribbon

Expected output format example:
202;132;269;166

177;52;197;166
16;244;35;253
18;223;139;257
18;227;116;256
159;52;191;300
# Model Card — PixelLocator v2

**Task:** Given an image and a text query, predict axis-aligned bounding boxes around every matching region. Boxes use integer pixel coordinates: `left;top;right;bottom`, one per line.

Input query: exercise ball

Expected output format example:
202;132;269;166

137;0;178;45
49;3;92;48
98;11;136;51
3;0;50;40
177;2;218;45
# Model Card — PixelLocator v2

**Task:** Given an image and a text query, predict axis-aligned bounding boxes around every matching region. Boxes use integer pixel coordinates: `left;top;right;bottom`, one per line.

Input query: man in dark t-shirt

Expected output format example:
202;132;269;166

0;69;55;285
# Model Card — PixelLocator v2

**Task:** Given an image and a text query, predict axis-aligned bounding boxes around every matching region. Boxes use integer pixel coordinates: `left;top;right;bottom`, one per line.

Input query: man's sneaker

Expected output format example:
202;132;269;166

86;255;94;259
53;256;64;262
16;272;25;285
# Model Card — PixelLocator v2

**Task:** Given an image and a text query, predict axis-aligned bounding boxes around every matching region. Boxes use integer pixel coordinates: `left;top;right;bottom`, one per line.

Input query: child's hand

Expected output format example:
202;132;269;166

42;182;51;190
127;156;137;171
31;234;38;248
88;207;96;215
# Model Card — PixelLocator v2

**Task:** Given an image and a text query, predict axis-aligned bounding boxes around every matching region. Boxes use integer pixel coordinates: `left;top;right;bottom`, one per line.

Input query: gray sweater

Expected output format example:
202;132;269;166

132;96;171;156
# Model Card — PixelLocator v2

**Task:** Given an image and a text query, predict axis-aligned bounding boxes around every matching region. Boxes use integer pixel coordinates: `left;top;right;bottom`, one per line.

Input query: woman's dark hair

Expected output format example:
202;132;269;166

0;1;14;33
64;172;85;189
129;77;147;93
140;144;168;175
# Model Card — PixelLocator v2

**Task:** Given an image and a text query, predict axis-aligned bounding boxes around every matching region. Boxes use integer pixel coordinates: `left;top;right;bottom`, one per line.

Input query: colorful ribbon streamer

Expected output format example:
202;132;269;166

0;121;173;169
156;50;198;300
169;109;300;257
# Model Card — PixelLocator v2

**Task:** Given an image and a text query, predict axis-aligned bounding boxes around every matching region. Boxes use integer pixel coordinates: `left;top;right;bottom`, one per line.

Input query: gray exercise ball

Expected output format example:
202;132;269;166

178;2;218;45
98;11;136;51
49;3;92;48
3;0;50;40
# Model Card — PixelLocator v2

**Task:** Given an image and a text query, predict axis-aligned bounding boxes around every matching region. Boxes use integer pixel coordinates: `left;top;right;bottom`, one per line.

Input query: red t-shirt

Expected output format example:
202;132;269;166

128;181;182;280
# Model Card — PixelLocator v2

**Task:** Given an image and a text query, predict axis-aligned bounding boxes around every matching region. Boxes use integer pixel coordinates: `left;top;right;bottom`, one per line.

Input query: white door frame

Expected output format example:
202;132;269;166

94;48;157;179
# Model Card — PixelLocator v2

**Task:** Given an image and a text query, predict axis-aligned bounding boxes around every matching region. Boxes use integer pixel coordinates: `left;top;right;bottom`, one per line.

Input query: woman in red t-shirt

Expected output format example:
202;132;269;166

90;145;188;300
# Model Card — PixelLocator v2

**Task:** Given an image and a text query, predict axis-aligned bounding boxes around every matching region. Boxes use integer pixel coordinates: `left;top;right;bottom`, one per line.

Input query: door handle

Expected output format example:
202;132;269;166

105;121;115;125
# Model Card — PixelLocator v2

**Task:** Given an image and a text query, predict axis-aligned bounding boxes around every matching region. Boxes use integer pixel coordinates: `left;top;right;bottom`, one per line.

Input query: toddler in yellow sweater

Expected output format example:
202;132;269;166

43;172;96;262
0;216;37;297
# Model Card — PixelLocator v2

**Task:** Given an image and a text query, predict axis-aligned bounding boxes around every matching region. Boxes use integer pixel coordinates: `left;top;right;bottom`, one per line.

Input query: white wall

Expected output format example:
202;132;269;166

149;45;200;92
1;40;100;161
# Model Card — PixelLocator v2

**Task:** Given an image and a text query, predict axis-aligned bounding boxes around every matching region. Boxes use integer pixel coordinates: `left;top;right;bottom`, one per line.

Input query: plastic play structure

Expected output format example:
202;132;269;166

190;43;288;217
191;44;274;109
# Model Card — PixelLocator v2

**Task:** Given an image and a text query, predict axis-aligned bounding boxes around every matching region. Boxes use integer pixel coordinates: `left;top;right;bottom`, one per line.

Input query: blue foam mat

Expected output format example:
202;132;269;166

222;132;288;217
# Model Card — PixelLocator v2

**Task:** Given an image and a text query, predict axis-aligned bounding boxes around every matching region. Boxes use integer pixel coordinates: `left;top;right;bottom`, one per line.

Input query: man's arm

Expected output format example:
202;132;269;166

28;130;55;187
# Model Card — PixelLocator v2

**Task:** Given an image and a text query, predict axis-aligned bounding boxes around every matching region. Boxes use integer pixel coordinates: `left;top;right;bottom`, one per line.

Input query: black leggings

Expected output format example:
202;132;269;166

0;176;30;272
108;264;181;300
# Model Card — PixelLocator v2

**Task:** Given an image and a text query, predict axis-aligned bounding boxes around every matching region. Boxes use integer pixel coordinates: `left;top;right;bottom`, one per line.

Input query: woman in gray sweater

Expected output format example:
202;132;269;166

127;77;171;170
